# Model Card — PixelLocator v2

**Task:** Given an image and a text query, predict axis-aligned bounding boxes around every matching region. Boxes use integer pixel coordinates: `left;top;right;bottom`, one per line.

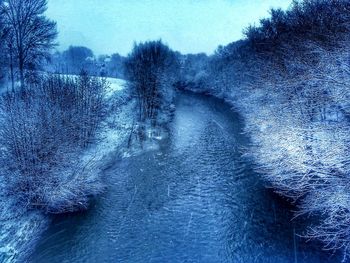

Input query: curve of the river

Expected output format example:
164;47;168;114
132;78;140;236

29;92;340;263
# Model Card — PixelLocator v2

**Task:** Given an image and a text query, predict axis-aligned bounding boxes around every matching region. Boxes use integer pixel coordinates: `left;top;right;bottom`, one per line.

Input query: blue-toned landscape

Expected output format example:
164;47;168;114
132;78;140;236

0;1;349;262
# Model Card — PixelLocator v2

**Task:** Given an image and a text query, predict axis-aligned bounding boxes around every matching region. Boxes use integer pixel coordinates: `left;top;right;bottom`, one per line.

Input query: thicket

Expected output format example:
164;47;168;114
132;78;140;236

183;0;350;259
0;73;107;213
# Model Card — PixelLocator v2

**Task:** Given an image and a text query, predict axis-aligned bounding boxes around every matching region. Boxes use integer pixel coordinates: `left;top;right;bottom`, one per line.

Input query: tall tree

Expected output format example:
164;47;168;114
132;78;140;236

1;0;57;87
124;40;179;123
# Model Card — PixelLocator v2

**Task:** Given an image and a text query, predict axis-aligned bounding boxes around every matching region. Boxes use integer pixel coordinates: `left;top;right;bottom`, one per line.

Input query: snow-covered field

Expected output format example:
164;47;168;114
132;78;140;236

0;77;134;262
104;77;127;99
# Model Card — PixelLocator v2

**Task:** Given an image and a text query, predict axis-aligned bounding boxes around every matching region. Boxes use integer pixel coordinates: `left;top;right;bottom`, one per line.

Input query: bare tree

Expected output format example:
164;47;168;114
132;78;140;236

1;0;57;87
124;40;179;124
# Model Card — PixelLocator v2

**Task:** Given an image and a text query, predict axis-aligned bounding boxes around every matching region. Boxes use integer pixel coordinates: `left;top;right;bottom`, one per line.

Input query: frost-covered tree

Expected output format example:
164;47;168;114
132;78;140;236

183;0;350;259
1;0;57;87
180;53;208;91
124;40;179;124
61;46;95;75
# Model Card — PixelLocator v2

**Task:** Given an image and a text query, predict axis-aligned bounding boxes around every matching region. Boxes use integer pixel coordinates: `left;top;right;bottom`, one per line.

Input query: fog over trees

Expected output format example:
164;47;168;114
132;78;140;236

49;46;126;79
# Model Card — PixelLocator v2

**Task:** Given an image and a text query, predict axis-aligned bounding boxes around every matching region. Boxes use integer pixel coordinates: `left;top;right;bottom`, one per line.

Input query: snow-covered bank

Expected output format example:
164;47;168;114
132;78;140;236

0;78;134;262
181;2;350;255
182;80;350;259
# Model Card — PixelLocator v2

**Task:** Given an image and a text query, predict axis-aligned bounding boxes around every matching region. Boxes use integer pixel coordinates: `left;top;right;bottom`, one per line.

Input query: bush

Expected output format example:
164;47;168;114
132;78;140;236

0;72;107;212
244;0;350;52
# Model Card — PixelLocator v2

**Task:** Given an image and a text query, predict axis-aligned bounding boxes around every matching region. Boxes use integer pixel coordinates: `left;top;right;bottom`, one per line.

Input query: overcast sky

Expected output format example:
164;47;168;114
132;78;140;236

47;0;291;56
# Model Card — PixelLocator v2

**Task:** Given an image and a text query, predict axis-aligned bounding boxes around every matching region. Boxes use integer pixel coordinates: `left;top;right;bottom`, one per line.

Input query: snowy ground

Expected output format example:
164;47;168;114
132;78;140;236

104;77;127;99
0;77;134;262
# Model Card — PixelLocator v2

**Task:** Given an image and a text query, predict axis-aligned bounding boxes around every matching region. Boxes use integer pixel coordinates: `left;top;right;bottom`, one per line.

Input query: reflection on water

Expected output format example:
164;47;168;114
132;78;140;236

29;92;340;263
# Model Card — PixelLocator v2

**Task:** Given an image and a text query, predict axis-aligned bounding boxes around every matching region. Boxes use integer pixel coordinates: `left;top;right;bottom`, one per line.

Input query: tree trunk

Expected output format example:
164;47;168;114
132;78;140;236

19;59;24;89
10;47;14;92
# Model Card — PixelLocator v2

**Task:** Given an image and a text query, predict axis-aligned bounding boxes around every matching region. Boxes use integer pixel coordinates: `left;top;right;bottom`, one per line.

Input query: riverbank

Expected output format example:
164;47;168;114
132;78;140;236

180;84;348;260
0;78;135;262
29;91;341;263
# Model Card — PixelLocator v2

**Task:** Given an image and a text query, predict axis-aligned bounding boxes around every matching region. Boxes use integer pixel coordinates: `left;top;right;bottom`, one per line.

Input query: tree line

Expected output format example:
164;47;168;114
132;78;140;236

181;0;350;258
49;46;126;79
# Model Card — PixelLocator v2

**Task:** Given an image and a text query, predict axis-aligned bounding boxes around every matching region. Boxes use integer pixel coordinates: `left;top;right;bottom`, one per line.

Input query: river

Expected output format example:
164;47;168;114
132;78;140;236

29;92;340;263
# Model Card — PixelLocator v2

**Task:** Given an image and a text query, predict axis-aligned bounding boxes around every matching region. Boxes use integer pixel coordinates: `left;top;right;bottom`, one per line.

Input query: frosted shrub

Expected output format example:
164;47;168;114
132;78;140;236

182;0;350;259
0;73;107;213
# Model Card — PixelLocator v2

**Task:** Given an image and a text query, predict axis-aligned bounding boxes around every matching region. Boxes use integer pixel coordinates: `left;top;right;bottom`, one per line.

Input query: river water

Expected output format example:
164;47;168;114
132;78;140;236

29;92;340;263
